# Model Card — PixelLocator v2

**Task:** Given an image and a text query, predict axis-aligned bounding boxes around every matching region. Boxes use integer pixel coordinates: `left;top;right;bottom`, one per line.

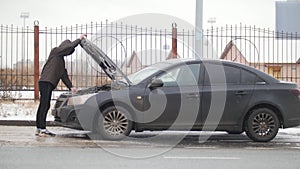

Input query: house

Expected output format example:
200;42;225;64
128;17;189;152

220;41;300;86
122;49;179;75
220;40;249;65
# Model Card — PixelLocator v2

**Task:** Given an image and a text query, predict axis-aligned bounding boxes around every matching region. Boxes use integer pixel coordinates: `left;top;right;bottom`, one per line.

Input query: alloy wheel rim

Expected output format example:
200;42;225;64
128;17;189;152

252;112;276;137
103;110;129;136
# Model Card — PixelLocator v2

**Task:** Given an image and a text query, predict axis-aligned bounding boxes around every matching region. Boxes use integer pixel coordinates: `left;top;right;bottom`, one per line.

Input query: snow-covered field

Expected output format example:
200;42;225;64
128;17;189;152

0;91;64;121
0;100;55;121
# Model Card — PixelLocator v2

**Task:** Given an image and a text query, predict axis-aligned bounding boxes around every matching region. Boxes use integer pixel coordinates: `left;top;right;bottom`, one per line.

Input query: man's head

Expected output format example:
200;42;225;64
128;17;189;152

59;40;71;47
59;40;75;56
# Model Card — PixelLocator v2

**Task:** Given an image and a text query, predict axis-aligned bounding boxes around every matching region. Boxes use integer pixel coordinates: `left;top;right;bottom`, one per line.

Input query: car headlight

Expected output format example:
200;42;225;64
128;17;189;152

67;93;97;105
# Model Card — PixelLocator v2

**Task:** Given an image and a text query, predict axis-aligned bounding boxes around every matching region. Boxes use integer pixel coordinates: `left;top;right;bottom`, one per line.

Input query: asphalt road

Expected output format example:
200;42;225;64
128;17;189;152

1;146;300;169
0;126;300;169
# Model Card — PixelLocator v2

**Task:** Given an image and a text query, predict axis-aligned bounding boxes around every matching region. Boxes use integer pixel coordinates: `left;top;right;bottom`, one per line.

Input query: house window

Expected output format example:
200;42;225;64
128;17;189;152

268;66;282;79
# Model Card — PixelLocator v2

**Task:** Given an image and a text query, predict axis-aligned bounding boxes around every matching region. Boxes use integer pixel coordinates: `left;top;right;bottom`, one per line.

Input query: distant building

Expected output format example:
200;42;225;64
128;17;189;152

220;41;300;85
122;49;179;75
13;59;34;74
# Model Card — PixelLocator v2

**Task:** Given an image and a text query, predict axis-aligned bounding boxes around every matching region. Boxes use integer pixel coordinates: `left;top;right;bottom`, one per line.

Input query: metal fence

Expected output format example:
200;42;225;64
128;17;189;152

1;21;300;99
205;24;300;85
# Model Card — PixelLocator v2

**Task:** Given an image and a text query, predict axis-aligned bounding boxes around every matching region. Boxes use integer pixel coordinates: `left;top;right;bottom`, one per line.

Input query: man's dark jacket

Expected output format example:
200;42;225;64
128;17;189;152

39;39;81;89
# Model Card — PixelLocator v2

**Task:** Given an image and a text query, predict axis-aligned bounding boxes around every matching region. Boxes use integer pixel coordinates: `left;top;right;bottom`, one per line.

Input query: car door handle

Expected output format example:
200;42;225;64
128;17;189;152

235;91;248;95
186;94;200;99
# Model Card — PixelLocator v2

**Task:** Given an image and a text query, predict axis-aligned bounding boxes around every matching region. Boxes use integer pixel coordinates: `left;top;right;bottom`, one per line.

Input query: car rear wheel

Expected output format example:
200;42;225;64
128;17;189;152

245;108;280;142
95;106;132;140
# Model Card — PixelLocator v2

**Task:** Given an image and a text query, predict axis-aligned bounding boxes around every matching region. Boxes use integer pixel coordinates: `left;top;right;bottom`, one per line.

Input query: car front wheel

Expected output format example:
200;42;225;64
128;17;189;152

245;108;280;142
95;106;133;140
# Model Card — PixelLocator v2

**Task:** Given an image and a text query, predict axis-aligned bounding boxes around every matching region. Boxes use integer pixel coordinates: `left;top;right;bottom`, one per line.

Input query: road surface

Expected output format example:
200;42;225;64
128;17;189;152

0;126;300;169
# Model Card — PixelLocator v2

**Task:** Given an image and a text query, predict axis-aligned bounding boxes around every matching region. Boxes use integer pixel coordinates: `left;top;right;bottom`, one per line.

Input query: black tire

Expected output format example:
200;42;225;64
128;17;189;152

95;106;133;140
245;108;280;142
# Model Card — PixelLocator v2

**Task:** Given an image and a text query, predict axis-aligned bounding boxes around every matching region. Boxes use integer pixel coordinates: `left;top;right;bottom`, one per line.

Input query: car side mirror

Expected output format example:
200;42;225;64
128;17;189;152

149;78;163;89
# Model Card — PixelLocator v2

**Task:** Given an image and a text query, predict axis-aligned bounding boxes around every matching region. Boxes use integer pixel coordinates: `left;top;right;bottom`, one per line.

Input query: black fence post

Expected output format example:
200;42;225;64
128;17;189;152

34;21;39;101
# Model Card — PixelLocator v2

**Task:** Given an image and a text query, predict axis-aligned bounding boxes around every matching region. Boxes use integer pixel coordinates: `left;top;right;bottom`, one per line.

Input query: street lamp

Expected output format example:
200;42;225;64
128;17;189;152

20;12;30;28
20;12;29;83
208;17;216;28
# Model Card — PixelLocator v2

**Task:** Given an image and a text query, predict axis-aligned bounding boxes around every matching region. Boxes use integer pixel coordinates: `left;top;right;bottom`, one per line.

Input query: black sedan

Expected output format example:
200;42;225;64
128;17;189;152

52;39;300;142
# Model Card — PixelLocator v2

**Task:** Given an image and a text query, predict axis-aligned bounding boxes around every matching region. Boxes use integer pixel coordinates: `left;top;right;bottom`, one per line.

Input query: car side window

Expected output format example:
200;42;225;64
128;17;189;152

204;64;240;85
225;66;240;84
158;68;180;86
159;64;200;87
241;69;257;84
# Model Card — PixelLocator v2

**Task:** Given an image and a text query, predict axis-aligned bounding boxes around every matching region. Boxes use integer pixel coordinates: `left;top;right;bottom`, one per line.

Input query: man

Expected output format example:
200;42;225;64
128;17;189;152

35;34;86;137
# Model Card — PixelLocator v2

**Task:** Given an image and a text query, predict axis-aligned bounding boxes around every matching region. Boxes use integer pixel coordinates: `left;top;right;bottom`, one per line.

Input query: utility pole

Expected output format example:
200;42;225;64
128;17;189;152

195;0;203;59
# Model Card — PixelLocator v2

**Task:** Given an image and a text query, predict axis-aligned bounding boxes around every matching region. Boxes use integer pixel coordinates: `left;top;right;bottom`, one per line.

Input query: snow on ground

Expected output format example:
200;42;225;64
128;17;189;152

0;100;55;121
0;91;65;121
0;91;64;100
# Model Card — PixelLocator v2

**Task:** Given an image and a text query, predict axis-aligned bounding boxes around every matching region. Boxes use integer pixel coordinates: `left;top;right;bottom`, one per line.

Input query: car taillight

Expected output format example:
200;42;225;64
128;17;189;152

290;89;300;100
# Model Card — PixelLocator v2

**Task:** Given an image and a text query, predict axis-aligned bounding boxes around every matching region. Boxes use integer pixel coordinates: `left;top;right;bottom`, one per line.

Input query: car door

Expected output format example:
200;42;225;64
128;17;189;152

201;63;255;128
143;63;202;129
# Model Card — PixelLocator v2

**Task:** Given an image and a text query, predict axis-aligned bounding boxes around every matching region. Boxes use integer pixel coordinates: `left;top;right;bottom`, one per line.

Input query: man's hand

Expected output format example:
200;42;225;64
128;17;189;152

71;87;78;93
80;34;87;40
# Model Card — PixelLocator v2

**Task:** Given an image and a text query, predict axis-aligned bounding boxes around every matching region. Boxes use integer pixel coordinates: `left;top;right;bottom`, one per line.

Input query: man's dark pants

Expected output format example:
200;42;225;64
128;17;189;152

36;81;54;129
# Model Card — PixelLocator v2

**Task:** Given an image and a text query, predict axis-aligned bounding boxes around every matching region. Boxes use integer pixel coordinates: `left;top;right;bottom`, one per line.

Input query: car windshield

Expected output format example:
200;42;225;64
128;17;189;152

127;62;171;85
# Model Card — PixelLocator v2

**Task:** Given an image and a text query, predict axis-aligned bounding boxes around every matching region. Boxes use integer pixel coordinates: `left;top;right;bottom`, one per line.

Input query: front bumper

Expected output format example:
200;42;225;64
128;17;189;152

52;105;84;130
52;103;98;131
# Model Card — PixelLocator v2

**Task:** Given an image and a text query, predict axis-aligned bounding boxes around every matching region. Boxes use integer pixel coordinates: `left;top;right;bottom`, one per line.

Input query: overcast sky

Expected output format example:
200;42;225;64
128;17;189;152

1;0;276;29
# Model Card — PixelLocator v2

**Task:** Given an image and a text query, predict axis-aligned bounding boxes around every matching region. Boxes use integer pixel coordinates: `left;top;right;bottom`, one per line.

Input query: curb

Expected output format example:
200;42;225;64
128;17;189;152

0;120;59;126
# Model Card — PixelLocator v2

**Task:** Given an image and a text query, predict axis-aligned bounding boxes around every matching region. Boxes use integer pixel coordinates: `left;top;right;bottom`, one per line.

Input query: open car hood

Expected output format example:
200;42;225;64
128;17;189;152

80;38;131;85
